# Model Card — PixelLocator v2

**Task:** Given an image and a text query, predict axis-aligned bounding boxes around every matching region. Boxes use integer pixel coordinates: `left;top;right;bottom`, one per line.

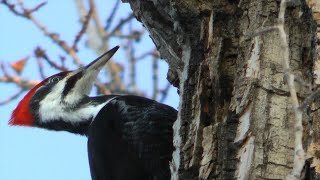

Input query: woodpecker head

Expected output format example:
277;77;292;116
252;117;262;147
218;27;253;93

9;46;119;134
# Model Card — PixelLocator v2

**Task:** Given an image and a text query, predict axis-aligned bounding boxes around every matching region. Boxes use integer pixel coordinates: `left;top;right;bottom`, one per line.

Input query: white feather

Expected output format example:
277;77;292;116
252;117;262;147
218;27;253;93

38;78;117;124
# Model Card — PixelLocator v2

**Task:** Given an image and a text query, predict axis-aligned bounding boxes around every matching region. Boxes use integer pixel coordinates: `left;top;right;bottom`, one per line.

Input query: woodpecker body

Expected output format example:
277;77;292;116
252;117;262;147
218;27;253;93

10;46;177;180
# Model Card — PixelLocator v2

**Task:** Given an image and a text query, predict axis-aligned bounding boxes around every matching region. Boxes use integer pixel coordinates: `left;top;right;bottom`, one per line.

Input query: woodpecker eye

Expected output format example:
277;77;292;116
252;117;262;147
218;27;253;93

48;76;61;84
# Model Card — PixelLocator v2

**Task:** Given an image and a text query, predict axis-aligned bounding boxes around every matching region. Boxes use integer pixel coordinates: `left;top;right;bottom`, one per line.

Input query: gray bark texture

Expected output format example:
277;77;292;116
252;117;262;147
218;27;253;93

122;0;320;179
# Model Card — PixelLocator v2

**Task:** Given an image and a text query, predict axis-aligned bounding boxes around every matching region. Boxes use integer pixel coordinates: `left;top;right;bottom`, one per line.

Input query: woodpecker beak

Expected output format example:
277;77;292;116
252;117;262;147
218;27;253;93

63;46;119;102
85;46;120;72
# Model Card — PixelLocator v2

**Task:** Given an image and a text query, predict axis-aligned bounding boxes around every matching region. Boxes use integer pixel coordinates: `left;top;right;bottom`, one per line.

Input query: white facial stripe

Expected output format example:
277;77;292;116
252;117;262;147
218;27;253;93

39;101;105;124
38;74;117;124
39;97;116;124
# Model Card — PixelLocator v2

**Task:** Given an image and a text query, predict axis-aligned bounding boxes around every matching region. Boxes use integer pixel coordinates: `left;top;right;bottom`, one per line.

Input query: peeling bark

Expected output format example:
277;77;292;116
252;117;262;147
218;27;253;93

122;0;318;179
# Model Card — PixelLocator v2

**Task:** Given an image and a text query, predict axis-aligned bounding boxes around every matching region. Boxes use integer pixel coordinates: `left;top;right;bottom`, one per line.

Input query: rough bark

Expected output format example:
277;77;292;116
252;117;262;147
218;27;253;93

122;0;318;179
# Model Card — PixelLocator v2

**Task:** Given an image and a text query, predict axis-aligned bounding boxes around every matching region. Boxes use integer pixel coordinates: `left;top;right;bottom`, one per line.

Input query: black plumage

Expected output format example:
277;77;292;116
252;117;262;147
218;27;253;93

88;95;177;180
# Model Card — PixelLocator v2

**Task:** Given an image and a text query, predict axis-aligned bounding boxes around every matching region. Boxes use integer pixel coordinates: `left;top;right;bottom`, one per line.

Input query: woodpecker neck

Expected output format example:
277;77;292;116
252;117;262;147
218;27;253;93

34;95;118;135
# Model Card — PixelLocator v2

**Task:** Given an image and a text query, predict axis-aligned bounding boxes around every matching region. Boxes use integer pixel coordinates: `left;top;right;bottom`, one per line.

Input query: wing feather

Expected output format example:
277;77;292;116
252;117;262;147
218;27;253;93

88;95;177;180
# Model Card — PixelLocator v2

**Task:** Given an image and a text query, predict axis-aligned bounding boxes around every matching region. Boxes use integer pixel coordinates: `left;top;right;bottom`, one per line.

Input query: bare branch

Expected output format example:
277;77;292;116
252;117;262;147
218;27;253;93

159;82;171;103
136;49;160;61
124;26;137;90
28;1;47;13
246;1;306;177
113;30;144;40
34;47;68;71
89;0;107;37
0;88;25;105
2;0;83;66
104;0;120;31
107;14;135;38
95;81;111;95
1;0;172;108
36;53;46;79
1;62;10;77
0;70;39;90
152;57;158;100
72;3;93;51
275;0;305;179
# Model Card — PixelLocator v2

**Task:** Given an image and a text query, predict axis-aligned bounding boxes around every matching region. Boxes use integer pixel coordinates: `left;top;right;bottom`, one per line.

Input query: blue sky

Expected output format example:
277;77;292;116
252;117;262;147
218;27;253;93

0;1;178;180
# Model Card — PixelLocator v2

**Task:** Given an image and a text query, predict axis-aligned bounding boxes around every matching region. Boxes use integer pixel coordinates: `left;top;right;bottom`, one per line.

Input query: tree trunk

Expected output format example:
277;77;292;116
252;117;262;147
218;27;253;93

122;0;319;179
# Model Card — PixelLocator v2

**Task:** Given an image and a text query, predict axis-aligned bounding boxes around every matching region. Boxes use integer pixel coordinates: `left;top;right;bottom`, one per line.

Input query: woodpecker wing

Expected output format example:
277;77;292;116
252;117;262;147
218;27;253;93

87;95;177;180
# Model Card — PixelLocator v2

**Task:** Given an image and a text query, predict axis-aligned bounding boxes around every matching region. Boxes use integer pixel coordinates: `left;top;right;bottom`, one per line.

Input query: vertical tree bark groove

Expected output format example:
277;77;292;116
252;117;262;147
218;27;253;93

123;0;318;179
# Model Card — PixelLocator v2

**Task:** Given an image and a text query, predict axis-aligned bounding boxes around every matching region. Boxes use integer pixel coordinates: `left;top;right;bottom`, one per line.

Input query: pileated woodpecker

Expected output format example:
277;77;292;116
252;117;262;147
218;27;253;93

10;46;177;180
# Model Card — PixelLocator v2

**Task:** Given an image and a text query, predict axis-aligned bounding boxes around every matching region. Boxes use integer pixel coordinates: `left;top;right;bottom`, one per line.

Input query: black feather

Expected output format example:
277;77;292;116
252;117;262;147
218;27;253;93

88;95;177;180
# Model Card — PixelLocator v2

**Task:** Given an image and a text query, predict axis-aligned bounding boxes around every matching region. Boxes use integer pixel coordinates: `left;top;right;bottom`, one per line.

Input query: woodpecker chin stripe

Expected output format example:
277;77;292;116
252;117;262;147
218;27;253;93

62;71;83;97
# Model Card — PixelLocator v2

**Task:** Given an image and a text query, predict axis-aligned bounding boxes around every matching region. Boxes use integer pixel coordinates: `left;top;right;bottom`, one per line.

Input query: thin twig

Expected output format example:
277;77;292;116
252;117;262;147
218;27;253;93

1;0;46;16
0;71;39;90
2;0;83;66
34;47;68;71
1;62;9;77
104;0;120;31
28;1;47;13
80;0;126;92
152;57;159;100
0;88;25;105
95;81;111;95
107;14;135;38
1;0;162;107
136;49;159;60
125;26;137;90
159;82;171;103
276;0;305;179
113;31;144;40
36;53;46;79
248;0;307;178
89;0;107;37
72;3;93;51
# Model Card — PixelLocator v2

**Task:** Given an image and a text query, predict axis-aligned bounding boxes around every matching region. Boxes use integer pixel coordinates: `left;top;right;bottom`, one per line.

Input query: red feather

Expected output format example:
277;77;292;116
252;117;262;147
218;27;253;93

9;72;69;126
9;81;45;126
